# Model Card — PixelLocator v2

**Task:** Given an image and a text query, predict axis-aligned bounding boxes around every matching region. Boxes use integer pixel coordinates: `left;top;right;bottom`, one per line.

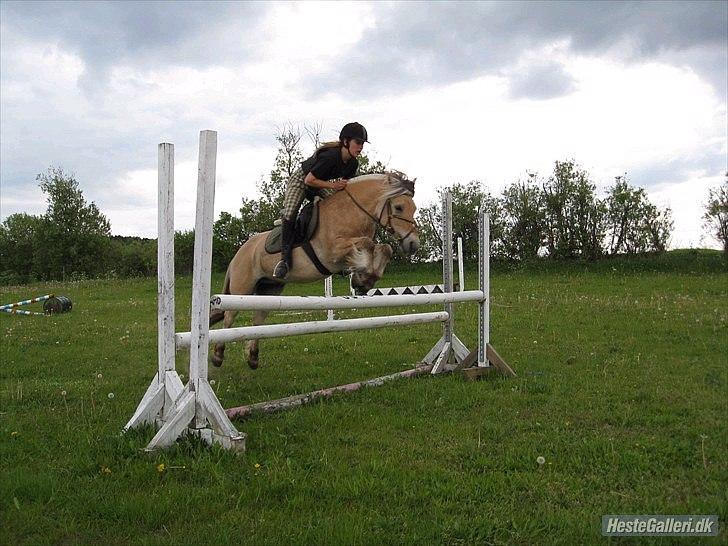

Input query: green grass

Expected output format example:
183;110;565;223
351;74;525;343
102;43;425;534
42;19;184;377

1;252;726;545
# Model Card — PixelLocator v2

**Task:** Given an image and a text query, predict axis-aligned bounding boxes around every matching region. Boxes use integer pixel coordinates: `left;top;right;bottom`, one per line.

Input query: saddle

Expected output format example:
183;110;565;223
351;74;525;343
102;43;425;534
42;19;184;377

264;200;320;254
264;201;331;276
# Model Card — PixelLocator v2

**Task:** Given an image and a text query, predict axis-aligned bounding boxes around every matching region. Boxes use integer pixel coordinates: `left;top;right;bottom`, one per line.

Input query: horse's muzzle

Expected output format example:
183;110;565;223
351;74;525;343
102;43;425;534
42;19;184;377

400;234;420;255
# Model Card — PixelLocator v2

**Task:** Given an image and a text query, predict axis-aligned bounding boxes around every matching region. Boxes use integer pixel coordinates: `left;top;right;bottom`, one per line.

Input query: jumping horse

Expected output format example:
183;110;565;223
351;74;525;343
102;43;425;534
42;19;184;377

209;172;419;369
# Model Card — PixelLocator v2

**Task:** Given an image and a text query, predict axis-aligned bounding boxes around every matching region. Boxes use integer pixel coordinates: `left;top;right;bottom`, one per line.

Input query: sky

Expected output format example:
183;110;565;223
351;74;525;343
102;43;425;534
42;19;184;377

1;0;726;249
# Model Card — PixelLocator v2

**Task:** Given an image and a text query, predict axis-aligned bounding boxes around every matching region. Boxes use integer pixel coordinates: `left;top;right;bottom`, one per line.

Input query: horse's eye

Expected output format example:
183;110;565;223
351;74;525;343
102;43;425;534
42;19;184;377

395;205;403;213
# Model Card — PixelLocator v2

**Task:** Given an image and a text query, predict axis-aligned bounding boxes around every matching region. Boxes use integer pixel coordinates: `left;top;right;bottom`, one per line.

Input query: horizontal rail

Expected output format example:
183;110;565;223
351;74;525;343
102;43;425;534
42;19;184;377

211;290;485;312
176;311;449;348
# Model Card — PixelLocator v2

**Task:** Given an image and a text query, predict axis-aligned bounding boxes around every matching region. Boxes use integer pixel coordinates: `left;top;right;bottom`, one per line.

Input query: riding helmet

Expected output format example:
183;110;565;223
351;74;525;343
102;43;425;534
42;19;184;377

339;122;369;143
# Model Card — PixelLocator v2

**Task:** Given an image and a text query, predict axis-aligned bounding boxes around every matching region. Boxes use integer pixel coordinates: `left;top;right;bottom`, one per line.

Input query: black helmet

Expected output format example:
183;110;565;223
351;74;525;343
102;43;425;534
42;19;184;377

339;122;369;143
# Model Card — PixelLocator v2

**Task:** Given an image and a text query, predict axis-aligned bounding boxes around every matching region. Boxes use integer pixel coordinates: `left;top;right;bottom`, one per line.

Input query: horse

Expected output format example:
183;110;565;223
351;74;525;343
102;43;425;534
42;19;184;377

209;171;420;369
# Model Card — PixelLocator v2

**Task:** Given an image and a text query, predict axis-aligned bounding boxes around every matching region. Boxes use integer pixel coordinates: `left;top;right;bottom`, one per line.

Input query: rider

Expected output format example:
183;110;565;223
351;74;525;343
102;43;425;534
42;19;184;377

273;122;368;280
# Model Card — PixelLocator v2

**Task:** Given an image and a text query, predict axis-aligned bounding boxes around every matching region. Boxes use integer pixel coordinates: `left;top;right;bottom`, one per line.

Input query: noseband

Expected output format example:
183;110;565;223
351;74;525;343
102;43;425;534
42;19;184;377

344;188;418;243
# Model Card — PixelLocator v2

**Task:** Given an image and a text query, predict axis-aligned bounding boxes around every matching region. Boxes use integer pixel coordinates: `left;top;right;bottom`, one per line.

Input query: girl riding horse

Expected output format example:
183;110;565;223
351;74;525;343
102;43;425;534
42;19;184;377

273;122;369;279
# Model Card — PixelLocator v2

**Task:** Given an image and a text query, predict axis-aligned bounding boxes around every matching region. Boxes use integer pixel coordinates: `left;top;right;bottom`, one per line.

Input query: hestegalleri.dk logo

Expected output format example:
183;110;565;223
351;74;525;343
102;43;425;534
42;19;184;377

602;515;719;536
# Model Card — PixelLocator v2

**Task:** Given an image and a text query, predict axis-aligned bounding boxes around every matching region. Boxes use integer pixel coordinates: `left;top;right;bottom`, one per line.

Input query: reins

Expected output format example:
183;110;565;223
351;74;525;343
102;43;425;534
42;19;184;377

343;186;418;242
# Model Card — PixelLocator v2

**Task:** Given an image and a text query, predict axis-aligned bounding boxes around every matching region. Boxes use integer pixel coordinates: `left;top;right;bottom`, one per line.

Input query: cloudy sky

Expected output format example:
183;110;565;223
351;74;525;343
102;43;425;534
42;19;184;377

1;1;726;248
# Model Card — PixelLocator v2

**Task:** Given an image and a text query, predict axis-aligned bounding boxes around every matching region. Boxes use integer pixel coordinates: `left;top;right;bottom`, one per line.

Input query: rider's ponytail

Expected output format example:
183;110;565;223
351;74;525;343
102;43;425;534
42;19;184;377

310;141;341;161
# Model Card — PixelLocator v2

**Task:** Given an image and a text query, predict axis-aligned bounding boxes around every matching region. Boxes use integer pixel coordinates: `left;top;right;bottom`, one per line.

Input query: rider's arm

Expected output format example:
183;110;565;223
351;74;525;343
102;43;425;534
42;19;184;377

304;171;338;189
304;171;347;191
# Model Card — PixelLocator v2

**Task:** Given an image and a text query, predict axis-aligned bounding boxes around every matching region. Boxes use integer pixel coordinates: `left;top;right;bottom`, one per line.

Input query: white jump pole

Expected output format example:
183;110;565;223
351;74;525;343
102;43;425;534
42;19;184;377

188;131;216;397
143;130;245;452
457;236;464;291
124;143;183;431
420;190;471;372
442;191;454;354
211;290;484;311
478;211;489;368
324;276;334;320
177;311;449;347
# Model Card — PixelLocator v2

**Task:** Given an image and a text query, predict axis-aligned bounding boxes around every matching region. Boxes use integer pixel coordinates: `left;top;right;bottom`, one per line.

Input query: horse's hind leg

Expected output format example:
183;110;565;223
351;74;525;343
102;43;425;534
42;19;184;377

245;309;268;370
246;280;285;369
211;310;239;368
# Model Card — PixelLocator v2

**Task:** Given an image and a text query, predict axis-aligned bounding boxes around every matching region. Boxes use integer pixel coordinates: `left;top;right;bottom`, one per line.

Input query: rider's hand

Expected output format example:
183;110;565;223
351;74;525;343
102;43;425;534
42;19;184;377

331;179;347;190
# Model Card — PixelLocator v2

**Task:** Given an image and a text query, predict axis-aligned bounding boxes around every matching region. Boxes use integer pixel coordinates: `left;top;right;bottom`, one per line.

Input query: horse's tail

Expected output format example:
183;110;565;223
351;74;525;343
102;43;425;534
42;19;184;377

209;266;231;327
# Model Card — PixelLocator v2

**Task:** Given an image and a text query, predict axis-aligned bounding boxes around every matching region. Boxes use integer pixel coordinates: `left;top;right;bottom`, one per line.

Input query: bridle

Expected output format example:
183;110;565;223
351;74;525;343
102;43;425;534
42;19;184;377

344;187;418;243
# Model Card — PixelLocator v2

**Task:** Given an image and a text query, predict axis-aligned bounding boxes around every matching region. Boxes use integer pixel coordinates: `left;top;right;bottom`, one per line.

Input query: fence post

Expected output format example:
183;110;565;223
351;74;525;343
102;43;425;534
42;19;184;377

457;236;464;291
478;211;490;367
442;190;454;347
189;130;217;426
325;276;334;320
158;144;176;378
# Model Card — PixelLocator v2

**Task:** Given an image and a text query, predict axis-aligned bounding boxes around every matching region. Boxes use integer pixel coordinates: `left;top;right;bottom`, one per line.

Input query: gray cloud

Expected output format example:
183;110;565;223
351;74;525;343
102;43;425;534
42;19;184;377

0;1;274;213
311;1;727;100
620;146;726;191
507;61;577;100
1;1;268;93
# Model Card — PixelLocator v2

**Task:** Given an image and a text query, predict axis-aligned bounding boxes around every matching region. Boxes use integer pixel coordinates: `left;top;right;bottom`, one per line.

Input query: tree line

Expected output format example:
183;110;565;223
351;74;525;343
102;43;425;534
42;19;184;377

2;132;726;285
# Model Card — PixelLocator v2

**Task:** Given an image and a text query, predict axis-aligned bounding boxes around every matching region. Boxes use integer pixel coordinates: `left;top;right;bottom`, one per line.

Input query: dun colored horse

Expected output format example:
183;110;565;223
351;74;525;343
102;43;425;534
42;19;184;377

209;172;419;369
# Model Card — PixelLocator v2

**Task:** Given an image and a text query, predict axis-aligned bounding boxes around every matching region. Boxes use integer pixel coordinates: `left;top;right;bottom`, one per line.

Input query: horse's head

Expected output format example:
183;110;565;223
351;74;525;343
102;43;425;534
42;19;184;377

385;194;419;254
381;171;419;255
347;241;394;295
344;171;420;255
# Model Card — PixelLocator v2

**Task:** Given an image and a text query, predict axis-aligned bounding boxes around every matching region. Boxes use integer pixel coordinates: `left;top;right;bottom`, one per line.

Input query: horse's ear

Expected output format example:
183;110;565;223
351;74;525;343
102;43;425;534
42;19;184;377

402;179;416;196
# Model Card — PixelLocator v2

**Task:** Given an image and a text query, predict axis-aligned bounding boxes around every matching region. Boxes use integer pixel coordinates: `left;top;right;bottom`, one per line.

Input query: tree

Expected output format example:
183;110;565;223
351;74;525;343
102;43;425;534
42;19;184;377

642;202;673;253
703;177;728;254
0;213;44;283
500;174;545;260
174;230;196;274
357;153;388;176
34;168;112;279
542;160;604;259
604;175;672;255
415;181;504;263
212;212;247;271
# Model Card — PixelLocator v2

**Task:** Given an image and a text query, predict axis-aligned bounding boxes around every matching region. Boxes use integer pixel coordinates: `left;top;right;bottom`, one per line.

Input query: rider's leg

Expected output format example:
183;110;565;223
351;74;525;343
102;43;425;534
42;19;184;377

274;169;306;280
273;218;296;279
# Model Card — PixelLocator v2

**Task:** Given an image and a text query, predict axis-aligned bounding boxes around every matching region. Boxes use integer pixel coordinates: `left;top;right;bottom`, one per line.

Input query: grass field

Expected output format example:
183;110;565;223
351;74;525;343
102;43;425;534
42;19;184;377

1;251;726;545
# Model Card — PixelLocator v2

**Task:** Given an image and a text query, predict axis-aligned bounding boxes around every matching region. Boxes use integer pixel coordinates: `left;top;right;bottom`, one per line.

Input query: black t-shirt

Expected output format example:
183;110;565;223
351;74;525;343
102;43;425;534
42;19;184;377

301;146;358;182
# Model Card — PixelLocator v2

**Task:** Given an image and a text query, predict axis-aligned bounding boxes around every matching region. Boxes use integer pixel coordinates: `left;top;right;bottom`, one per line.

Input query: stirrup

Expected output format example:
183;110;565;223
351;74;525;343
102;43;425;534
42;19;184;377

273;260;289;280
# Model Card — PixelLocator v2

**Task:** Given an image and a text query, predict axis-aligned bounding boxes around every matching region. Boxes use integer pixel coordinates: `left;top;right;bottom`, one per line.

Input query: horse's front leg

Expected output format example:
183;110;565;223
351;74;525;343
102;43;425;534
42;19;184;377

336;237;393;294
245;309;270;369
211;310;239;367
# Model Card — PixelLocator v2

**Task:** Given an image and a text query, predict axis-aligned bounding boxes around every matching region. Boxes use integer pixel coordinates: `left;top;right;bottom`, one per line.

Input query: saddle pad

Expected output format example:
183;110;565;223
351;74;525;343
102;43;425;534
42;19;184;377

264;200;320;254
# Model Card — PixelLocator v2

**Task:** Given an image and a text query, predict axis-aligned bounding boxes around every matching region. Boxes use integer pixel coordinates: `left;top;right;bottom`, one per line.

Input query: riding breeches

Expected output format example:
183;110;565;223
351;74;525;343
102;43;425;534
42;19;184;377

281;166;337;221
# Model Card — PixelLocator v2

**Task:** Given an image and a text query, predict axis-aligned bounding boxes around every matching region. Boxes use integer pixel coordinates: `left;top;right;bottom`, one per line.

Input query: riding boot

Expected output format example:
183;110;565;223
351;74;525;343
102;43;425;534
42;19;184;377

273;219;295;279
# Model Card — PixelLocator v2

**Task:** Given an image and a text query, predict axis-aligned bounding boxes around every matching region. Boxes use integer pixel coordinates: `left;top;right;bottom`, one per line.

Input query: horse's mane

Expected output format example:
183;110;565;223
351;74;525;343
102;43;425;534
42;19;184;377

347;170;416;198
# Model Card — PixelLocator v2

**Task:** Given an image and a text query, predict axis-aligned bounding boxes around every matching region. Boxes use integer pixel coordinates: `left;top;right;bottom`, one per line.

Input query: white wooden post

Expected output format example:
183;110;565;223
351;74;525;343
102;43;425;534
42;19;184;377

442;191;454;347
144;131;245;452
189;131;216;399
123;143;183;431
324;276;334;320
478;211;490;367
457;236;464;291
158;143;177;387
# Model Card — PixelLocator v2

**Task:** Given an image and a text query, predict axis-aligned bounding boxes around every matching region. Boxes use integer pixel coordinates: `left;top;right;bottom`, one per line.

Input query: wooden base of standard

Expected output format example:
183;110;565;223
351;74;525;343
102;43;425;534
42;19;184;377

457;343;516;380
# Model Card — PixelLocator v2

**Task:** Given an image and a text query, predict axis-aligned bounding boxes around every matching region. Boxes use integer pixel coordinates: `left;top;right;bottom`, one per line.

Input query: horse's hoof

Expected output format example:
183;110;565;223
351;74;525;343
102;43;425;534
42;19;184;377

210;354;224;368
247;346;259;369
